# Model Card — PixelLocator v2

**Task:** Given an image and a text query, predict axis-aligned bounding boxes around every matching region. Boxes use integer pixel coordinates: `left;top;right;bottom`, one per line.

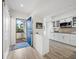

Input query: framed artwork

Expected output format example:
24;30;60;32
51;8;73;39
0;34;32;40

36;22;43;29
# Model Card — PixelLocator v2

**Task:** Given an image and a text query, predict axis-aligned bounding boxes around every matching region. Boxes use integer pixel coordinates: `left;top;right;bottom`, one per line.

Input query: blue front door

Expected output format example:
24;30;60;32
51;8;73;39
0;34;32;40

26;17;32;46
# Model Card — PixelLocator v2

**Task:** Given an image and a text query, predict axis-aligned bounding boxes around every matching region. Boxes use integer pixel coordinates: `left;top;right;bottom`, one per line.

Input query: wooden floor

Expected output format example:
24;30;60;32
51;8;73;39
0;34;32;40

7;47;43;59
44;40;76;59
16;39;25;43
7;40;76;59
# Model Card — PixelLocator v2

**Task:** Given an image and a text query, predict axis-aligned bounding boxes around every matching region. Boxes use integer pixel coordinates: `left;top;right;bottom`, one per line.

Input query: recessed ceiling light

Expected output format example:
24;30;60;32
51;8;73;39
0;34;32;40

21;4;23;7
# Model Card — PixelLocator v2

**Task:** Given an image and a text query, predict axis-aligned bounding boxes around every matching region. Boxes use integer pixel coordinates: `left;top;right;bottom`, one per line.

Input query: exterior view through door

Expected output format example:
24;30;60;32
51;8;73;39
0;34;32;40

16;17;32;49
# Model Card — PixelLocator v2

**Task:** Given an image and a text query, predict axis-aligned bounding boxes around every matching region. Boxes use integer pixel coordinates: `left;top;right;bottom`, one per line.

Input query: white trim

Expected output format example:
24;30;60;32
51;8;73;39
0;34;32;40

3;48;9;59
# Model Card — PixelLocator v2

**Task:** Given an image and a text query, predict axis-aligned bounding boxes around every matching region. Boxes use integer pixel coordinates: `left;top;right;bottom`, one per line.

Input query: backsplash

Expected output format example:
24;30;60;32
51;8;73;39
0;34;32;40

54;27;76;33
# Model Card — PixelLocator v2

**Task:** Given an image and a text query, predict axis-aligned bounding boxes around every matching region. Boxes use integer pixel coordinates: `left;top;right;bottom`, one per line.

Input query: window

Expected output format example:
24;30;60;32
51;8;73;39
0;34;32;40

16;18;24;33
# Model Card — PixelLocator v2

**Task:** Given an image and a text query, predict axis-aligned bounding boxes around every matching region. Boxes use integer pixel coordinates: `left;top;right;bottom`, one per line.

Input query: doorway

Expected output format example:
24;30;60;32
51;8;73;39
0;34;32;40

16;18;26;43
15;17;33;49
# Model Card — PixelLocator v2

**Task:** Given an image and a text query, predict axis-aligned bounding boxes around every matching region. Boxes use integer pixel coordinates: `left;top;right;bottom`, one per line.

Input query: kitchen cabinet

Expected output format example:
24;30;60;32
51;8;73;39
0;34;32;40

52;21;55;27
60;17;72;23
52;17;76;28
65;17;72;22
50;33;76;46
70;35;76;46
34;34;43;55
54;33;62;41
61;34;71;44
60;19;65;23
34;34;49;55
52;20;60;27
72;17;76;27
56;21;60;27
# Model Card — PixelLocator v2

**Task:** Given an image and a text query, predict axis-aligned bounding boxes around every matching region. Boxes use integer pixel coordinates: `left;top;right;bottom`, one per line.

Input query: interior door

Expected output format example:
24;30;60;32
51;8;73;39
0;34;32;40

26;17;32;46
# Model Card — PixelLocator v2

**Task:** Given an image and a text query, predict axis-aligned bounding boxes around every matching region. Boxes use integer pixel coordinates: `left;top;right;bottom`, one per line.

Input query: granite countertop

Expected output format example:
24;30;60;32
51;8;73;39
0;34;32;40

53;31;76;35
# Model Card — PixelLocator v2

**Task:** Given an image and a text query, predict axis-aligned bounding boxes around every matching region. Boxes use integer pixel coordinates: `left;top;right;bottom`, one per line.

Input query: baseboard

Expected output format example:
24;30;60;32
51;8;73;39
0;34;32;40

50;39;76;48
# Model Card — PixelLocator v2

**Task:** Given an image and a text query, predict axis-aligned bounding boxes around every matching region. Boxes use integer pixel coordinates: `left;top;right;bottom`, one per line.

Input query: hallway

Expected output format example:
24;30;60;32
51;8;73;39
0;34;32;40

3;0;76;59
8;40;76;59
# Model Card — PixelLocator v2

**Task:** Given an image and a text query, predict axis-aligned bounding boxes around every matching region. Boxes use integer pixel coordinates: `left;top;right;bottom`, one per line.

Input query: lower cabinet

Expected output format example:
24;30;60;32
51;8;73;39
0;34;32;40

34;34;49;55
70;35;76;46
63;34;76;46
54;33;62;41
62;34;71;45
51;33;76;46
34;34;43;55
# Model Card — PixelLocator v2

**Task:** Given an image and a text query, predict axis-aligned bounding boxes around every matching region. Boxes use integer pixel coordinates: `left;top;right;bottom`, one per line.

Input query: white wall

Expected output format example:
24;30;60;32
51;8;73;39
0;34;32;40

3;2;10;59
10;10;29;45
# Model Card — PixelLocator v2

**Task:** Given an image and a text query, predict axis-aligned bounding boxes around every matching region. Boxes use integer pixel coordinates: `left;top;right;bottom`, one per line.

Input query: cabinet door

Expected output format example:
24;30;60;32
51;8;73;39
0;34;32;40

60;19;66;23
56;21;60;27
50;33;55;40
64;34;71;44
62;34;76;46
72;17;76;27
54;33;62;41
52;21;55;27
54;33;58;41
70;35;76;46
34;34;42;54
65;17;72;22
59;34;65;43
59;34;71;45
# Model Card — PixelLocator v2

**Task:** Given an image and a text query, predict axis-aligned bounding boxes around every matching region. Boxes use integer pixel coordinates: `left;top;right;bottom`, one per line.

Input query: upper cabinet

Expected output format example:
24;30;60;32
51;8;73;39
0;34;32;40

52;21;55;27
60;17;72;23
52;20;60;28
56;21;60;27
72;17;76;27
52;16;76;28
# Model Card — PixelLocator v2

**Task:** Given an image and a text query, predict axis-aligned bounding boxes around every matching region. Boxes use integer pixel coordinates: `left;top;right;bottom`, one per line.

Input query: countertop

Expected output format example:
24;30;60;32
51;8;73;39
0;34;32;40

52;31;76;35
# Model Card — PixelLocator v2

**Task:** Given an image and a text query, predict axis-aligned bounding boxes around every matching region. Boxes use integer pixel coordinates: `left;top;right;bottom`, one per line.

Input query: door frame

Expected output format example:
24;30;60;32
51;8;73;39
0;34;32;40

26;17;33;46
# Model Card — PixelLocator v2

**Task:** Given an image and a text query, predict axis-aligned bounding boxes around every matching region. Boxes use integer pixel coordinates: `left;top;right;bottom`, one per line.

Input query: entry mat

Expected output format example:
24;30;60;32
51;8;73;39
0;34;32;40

10;42;30;51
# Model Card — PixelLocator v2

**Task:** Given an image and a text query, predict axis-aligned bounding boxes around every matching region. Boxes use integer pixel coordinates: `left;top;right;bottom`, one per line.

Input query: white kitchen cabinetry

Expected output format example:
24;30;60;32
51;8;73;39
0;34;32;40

52;21;55;27
34;34;49;55
61;34;71;45
70;35;76;46
51;33;63;41
72;17;76;27
51;33;55;40
54;33;62;41
60;17;72;23
51;33;76;46
34;34;43;55
60;19;66;23
65;17;72;22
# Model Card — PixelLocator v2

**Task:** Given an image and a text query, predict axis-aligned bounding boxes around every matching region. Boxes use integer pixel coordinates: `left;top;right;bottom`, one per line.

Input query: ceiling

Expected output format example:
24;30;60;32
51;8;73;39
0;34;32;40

7;0;76;17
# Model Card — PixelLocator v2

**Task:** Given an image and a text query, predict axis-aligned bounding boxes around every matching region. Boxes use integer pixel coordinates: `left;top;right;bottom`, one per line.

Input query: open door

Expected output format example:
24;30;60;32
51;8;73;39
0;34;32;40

26;17;33;46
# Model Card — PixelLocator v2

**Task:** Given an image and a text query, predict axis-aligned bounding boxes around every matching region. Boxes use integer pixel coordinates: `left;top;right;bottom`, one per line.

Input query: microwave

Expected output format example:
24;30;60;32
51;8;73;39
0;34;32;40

60;22;72;28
